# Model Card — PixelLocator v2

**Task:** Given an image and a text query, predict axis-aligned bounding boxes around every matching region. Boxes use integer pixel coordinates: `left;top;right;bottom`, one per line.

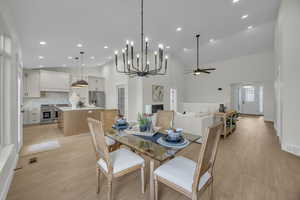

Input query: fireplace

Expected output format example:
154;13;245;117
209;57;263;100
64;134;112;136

152;104;164;113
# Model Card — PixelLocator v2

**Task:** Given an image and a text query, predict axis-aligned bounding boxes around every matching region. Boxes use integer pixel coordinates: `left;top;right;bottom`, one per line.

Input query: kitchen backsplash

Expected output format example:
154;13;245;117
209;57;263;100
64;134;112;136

23;92;70;110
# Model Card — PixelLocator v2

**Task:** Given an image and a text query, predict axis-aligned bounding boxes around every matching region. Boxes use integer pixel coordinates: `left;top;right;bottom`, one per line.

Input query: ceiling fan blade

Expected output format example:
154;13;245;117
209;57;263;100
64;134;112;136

202;68;216;71
199;70;211;74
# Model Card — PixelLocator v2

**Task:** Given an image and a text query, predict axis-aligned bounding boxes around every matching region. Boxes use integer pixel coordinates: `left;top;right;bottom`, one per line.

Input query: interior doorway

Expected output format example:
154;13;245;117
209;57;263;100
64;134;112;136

117;85;126;116
232;83;263;115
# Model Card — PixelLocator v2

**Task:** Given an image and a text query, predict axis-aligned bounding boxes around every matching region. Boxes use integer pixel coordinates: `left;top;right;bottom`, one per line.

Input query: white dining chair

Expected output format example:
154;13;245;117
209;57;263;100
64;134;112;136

153;122;223;200
87;118;145;200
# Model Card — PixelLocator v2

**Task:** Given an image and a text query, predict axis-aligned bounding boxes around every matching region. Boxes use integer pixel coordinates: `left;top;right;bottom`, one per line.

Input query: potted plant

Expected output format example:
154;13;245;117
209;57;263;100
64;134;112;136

138;113;150;132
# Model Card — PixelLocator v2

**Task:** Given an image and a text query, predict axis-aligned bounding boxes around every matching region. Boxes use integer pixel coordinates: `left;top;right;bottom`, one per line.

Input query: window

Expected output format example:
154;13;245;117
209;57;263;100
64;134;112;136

0;34;13;149
4;36;11;55
243;86;255;102
0;35;4;149
0;51;3;149
259;86;264;113
0;35;4;52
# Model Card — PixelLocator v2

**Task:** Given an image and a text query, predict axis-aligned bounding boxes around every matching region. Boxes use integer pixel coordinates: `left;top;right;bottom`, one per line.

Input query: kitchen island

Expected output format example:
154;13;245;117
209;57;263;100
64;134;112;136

57;107;118;136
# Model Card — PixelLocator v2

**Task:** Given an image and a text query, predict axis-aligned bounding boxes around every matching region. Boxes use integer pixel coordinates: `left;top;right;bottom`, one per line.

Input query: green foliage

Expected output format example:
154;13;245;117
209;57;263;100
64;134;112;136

138;113;150;126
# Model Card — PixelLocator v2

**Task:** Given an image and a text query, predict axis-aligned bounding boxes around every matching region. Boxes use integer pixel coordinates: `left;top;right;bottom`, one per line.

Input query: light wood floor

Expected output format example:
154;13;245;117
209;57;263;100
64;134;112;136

7;117;300;200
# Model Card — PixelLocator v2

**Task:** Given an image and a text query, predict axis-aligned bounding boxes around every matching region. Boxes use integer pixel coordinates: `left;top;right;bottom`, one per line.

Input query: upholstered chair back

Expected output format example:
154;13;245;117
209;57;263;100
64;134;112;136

156;110;174;130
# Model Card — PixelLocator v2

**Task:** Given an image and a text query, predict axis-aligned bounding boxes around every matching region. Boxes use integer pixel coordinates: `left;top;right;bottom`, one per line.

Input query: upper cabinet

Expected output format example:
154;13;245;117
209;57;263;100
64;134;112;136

88;76;105;91
23;70;40;98
40;70;70;92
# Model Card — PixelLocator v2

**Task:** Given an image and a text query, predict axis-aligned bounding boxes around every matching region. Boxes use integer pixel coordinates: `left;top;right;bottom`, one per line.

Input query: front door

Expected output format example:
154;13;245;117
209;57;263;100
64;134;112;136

240;85;261;115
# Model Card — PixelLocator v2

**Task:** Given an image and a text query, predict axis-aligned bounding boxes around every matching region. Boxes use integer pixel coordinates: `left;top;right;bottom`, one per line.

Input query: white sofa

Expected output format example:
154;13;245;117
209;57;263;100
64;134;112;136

181;103;221;114
173;112;214;143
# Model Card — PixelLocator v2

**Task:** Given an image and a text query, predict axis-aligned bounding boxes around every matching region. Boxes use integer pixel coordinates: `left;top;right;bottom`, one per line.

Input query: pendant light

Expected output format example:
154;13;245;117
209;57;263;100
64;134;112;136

71;51;88;88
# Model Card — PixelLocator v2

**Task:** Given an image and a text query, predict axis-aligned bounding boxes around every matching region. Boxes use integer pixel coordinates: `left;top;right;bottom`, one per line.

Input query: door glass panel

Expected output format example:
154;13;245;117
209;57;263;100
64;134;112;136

170;88;177;111
243;86;255;102
117;87;125;115
4;36;12;55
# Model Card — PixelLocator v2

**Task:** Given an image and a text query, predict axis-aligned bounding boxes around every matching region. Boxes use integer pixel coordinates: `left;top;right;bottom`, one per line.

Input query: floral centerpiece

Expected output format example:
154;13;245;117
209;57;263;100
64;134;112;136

138;113;152;132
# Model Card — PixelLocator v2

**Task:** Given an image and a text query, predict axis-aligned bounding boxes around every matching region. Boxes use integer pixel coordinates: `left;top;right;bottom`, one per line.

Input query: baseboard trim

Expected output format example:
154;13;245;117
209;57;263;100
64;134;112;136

0;146;19;200
263;117;274;123
282;143;300;157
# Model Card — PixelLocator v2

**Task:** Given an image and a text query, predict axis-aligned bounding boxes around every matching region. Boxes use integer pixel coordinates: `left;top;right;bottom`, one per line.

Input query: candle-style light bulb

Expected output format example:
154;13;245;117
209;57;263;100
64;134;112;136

114;50;118;55
131;41;134;46
126;40;129;45
165;55;168;59
137;54;140;58
122;49;125;53
145;37;149;42
158;44;164;49
154;51;158;55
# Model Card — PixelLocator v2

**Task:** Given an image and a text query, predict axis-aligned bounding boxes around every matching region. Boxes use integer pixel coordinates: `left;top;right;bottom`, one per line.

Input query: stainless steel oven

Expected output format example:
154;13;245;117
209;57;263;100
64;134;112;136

41;105;54;123
41;104;70;124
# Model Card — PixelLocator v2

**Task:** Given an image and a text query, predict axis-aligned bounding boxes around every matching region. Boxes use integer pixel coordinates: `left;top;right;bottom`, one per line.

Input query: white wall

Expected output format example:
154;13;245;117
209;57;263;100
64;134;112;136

142;55;185;112
184;51;276;121
98;54;185;121
275;0;300;156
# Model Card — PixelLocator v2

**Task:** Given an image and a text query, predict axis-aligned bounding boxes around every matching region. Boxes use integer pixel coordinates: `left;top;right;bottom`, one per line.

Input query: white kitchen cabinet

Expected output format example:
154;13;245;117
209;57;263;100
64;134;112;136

23;70;40;98
40;70;70;92
24;108;40;124
88;76;104;91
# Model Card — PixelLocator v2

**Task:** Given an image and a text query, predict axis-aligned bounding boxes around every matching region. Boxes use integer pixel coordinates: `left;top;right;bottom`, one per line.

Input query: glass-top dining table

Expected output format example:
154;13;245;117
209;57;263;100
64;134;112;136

105;128;201;200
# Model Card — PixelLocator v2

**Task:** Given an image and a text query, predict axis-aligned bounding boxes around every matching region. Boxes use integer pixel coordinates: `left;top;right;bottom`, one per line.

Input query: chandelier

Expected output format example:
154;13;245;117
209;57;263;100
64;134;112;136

114;0;168;77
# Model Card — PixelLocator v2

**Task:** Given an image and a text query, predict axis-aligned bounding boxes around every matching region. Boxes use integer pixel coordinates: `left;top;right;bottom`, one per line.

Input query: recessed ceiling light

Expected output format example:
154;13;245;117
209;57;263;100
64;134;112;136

104;46;108;49
247;25;254;30
77;43;83;48
38;56;44;60
183;48;192;52
166;46;170;49
81;64;86;66
68;56;73;59
232;0;240;3
209;38;216;43
39;41;47;45
241;14;249;19
90;56;95;60
176;27;182;32
39;65;44;68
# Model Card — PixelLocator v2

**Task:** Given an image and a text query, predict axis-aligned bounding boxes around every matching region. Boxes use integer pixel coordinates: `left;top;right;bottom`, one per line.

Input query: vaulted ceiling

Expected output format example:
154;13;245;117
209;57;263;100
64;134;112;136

7;0;280;69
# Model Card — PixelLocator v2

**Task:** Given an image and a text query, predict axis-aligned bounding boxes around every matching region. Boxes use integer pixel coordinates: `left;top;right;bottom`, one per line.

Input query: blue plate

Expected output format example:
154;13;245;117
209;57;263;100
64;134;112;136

163;135;184;144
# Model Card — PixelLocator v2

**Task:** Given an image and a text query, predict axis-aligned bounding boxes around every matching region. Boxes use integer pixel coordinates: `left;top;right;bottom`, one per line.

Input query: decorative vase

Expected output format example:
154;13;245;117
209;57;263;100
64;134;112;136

219;104;226;113
139;124;147;132
69;92;80;109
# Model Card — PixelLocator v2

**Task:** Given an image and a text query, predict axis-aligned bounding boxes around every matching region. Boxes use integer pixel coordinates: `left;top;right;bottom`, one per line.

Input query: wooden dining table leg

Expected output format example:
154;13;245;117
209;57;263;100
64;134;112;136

150;159;155;200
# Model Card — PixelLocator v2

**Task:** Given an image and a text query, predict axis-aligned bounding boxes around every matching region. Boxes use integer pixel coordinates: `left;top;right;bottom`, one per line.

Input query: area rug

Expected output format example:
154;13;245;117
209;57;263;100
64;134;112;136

20;140;61;157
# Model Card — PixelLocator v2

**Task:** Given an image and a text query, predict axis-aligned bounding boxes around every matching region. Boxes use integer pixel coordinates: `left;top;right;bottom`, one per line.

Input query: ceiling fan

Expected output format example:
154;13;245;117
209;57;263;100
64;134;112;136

185;34;216;75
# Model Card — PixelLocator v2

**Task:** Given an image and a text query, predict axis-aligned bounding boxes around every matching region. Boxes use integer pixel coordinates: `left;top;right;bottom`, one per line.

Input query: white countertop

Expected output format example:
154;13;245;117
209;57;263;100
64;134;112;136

57;106;105;111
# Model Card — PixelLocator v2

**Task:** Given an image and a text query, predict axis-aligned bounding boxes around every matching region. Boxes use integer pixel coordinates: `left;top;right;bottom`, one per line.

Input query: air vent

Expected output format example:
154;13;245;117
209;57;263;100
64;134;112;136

29;157;38;164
